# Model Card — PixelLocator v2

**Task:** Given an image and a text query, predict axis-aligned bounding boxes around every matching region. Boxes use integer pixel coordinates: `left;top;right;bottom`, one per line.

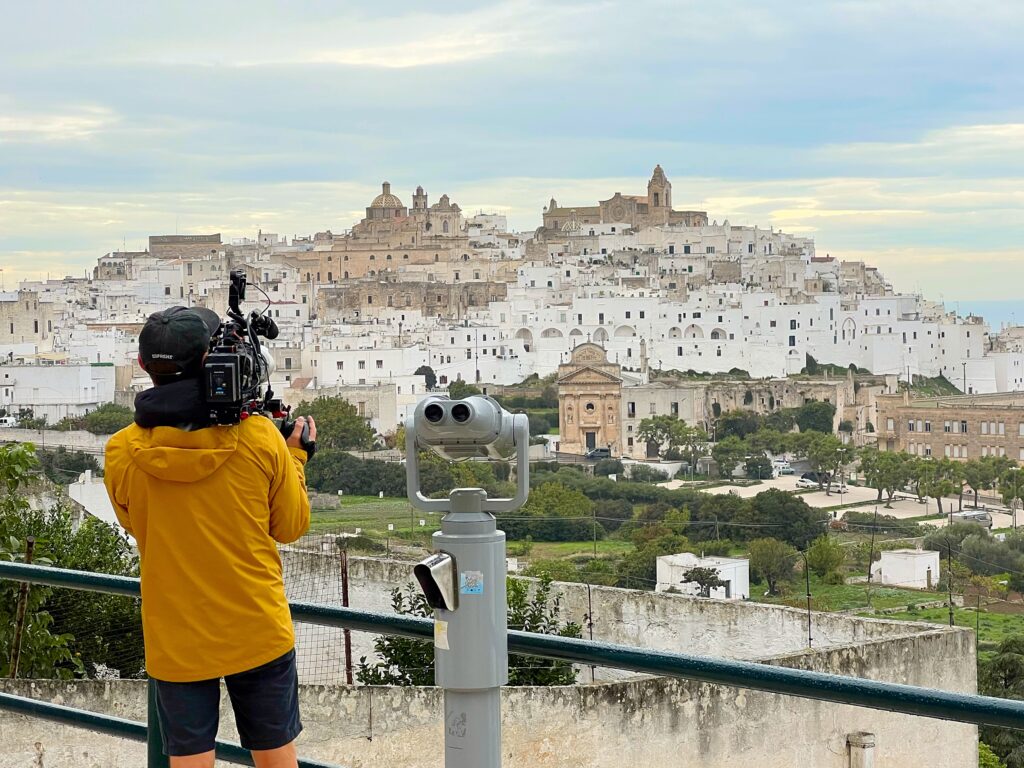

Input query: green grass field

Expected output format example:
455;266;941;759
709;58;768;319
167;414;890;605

753;574;935;612
309;495;439;537
872;606;1024;660
525;540;636;559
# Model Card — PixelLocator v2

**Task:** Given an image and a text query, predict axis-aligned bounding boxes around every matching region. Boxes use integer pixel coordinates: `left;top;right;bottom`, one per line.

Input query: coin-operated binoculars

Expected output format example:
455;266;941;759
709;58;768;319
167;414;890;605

407;394;529;768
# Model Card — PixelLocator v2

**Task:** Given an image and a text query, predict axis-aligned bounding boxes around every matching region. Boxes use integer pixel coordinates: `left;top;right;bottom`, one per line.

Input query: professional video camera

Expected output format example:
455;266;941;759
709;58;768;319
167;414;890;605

203;269;287;426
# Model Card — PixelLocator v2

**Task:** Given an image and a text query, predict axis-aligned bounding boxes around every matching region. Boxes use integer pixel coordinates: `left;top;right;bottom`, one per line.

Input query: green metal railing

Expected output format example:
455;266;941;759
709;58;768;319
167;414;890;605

1;561;1023;766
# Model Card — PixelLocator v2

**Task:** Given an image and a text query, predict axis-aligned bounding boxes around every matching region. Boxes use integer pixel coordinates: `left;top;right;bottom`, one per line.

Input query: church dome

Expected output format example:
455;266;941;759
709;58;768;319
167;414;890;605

370;182;403;209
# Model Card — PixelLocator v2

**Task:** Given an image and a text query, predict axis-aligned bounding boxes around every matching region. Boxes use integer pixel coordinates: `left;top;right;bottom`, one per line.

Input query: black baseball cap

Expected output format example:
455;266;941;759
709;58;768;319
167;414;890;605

139;306;221;377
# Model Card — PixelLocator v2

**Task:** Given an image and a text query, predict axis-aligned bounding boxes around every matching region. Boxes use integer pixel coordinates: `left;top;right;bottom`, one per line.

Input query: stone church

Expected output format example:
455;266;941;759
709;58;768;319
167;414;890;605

556;343;624;456
542;165;709;232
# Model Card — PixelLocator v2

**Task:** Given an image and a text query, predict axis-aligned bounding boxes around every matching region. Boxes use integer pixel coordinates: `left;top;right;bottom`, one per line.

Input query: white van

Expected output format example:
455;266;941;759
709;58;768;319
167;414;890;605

0;417;17;428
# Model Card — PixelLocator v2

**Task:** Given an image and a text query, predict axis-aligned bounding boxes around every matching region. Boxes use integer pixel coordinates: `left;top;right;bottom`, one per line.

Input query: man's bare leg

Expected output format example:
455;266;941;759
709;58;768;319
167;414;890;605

170;752;215;768
252;741;298;768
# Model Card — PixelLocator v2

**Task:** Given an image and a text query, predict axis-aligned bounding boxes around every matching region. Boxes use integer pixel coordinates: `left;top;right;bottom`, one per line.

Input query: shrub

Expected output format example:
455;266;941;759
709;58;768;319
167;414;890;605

593;458;625;477
628;464;669;483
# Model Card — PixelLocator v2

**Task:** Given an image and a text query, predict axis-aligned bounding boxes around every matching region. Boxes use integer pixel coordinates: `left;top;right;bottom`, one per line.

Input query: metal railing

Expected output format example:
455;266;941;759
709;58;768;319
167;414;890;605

1;560;1024;767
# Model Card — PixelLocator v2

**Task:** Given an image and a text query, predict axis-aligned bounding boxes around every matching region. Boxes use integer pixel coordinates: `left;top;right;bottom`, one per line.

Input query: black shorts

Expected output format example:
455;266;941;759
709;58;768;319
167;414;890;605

153;649;302;756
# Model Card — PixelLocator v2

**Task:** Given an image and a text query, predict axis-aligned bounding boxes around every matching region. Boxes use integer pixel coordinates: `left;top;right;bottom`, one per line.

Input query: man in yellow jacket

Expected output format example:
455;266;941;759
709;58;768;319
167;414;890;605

105;306;313;768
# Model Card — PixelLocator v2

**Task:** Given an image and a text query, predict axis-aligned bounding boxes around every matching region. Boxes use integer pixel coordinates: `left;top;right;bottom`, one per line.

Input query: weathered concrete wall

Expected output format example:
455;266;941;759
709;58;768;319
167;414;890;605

283;552;920;685
0;628;976;767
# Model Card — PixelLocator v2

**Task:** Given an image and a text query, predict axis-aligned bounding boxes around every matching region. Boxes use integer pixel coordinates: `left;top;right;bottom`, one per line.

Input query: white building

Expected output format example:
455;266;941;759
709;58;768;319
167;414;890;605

0;363;115;422
871;549;941;590
655;552;750;600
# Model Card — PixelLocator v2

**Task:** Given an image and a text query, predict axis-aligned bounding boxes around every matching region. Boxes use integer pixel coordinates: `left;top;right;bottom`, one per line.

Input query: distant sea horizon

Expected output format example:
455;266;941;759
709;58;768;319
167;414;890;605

945;300;1024;330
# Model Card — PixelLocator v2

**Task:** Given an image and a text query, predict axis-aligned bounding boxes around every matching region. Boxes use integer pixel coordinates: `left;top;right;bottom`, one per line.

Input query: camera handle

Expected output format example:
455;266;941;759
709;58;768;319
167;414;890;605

278;418;317;459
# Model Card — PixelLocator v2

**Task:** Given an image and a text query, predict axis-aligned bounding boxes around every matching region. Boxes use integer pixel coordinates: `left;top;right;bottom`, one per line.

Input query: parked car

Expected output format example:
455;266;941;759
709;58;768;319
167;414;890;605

773;461;795;475
950;510;993;529
585;447;612;460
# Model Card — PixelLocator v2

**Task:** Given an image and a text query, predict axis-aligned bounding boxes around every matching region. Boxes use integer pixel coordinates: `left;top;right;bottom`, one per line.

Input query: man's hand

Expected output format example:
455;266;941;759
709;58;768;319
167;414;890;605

285;416;317;451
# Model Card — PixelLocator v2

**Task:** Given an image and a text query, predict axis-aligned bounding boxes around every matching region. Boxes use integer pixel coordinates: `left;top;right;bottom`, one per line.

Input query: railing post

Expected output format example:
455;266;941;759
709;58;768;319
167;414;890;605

147;678;169;768
9;537;36;679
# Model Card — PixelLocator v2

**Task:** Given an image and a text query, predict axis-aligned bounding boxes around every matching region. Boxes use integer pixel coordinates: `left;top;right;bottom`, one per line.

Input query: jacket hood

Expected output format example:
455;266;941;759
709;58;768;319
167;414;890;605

131;379;236;482
125;424;239;483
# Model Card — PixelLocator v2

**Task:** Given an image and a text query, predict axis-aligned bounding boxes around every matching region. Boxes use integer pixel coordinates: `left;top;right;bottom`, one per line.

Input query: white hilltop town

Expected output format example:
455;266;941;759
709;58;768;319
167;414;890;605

1;166;1022;452
0;167;1018;767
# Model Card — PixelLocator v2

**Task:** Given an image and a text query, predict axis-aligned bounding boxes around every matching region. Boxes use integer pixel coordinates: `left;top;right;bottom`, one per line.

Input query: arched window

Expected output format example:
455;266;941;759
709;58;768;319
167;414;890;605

442;220;450;233
369;254;375;261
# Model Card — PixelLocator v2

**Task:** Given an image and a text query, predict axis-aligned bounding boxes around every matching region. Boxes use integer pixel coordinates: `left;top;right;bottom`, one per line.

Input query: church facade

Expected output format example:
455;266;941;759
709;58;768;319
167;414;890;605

556;343;624;456
542;166;708;232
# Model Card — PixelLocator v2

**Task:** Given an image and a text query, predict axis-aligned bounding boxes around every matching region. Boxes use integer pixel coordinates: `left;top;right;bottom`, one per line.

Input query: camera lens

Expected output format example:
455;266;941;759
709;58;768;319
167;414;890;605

424;403;445;423
451;403;471;423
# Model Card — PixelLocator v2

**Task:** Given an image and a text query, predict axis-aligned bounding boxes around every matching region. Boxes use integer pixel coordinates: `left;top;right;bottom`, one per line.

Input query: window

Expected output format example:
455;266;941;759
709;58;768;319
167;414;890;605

628;437;634;447
649;402;657;414
924;421;931;433
788;336;796;347
944;421;952;433
677;346;683;356
358;360;366;370
925;445;932;457
999;422;1006;435
790;319;797;330
908;420;916;432
336;361;343;370
961;420;968;434
917;420;924;432
982;422;989;435
683;245;691;254
945;445;951;457
693;311;702;319
671;402;679;416
747;243;754;254
886;418;894;431
585;402;596;413
625;311;631;319
706;246;715;254
770;320;777;328
376;360;383;369
627;402;636;417
640;311;645;319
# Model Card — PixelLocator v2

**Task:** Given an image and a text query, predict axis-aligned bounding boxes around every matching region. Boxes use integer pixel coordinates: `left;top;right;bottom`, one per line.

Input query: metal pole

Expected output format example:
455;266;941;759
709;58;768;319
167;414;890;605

802;551;812;648
433;489;506;768
9;537;36;679
340;547;354;685
866;507;877;608
147;678;169;768
948;541;955;627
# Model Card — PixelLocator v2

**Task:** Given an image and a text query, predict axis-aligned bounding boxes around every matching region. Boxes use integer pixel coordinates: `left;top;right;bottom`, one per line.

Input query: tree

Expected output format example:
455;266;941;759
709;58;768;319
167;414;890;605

81;403;135;434
500;482;597;541
637;415;679;458
593;458;625;477
794;400;836;434
712;435;746;479
716;410;761;440
980;742;1007;768
447;379;482;400
292;395;375;450
742;489;823;549
860;448;910;508
35;447;102;485
676;422;710;468
804;432;844;493
805;535;846;578
747;428;788;456
357;578;580;686
915;458;958;516
304;450;406;496
744;452;773;480
1000;468;1024;530
0;443;142;679
414;365;437;390
980;636;1024;767
965;456;1014;509
681;566;725;597
748;537;797;596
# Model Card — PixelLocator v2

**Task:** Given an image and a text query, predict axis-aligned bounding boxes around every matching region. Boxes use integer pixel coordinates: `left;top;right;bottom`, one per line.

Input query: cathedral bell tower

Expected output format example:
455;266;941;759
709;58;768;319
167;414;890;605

647;164;672;225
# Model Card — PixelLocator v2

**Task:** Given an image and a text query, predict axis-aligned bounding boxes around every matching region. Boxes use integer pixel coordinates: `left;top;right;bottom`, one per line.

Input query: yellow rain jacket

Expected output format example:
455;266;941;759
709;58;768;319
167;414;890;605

104;414;310;682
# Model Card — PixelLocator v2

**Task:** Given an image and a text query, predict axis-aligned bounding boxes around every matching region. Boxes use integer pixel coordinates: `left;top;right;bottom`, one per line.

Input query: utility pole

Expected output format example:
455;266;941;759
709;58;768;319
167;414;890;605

801;550;812;648
865;506;878;608
337;542;354;685
947;539;955;627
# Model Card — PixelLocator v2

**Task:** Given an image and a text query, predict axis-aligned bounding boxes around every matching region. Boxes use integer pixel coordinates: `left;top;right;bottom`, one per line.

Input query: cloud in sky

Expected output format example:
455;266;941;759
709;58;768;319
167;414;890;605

1;0;1022;299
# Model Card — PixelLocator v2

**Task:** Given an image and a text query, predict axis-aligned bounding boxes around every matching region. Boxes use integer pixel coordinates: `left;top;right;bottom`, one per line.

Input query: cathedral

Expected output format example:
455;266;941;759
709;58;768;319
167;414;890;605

542;165;708;232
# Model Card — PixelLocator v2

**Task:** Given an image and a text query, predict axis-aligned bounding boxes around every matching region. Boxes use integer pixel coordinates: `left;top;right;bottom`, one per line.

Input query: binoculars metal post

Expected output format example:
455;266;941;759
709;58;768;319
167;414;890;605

407;395;530;768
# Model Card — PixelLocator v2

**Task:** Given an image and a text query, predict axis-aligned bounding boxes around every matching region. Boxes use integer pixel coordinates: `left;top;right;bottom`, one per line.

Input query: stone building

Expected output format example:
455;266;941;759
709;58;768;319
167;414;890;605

542;165;708;232
557;342;625;455
0;290;63;346
283;182;475;285
876;390;1024;461
316;276;507;322
148;233;222;260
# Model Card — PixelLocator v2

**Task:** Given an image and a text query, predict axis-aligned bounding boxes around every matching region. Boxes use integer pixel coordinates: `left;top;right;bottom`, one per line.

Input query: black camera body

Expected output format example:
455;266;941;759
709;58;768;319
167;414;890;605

203;269;286;425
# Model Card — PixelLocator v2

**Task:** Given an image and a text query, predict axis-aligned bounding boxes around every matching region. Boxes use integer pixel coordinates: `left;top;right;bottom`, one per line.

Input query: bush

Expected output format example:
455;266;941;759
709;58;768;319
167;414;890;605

628;464;669;483
823;571;847;585
805;534;846;578
304;450;406;497
593;459;625;477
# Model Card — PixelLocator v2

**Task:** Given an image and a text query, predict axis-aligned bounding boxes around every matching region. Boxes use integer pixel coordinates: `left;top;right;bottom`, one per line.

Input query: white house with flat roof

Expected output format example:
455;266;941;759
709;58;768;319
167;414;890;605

655;552;750;600
872;549;940;590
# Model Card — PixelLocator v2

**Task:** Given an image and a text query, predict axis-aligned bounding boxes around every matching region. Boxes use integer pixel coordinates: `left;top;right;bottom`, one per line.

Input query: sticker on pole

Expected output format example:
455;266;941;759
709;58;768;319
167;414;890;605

434;620;450;650
460;570;484;595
